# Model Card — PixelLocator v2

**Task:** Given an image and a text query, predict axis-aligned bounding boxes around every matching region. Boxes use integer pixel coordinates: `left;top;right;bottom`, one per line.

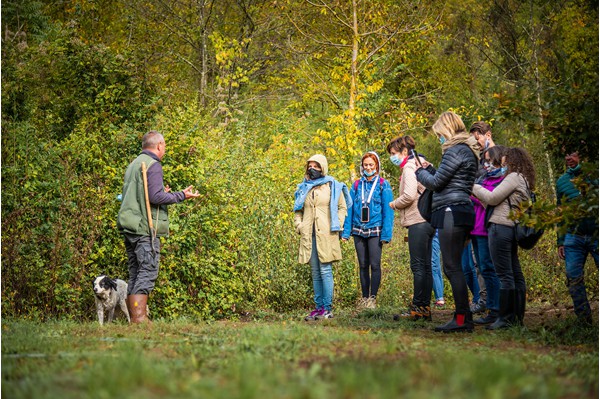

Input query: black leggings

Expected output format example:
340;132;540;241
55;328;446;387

353;236;383;298
408;222;435;307
438;211;471;314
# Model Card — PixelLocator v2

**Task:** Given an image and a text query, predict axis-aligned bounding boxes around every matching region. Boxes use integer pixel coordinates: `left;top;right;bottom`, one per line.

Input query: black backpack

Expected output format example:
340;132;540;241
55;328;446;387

508;180;544;250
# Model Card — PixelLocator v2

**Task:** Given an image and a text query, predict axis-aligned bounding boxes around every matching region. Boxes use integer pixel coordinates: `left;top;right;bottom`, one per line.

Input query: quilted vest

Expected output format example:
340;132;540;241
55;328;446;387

117;153;170;237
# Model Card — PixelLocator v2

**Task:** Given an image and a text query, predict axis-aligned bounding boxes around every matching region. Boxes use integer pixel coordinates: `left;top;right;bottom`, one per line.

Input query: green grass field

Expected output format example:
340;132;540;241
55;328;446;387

2;307;598;399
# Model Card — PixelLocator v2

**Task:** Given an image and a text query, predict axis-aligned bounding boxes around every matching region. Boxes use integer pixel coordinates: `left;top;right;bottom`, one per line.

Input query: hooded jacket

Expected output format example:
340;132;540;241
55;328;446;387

294;154;349;264
342;152;395;242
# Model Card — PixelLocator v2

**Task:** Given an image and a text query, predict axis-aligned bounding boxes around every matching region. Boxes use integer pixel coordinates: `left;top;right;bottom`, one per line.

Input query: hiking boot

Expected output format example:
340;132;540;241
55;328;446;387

304;308;323;321
434;312;474;333
316;310;333;320
473;309;499;326
366;296;377;309
470;301;486;314
394;304;431;321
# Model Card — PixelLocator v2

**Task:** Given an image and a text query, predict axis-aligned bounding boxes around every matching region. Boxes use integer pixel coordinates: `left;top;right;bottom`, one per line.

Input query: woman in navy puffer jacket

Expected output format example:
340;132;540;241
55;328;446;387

415;111;479;332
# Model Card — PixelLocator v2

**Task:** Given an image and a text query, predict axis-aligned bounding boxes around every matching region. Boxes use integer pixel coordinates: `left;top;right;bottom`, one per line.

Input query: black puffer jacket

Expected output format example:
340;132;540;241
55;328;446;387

416;144;478;212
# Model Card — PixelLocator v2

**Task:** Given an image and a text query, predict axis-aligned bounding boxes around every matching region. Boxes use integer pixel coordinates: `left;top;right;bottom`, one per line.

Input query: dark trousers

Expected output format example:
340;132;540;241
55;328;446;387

438;211;471;314
488;223;526;292
124;233;161;295
408;222;435;307
353;236;383;298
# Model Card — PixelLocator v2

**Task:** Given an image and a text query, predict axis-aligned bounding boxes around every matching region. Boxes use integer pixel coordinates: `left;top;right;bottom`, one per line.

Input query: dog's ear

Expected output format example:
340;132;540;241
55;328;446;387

107;278;118;291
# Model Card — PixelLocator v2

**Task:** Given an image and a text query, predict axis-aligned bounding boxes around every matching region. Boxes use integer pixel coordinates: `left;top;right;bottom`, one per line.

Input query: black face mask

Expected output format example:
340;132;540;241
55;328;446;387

307;168;322;180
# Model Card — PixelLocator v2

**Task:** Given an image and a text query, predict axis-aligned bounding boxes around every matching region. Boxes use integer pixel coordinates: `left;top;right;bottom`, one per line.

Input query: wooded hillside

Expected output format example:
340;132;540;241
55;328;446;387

2;0;598;320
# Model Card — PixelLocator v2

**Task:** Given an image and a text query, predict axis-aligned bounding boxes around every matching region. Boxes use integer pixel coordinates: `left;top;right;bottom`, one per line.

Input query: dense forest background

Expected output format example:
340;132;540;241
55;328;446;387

2;0;598;321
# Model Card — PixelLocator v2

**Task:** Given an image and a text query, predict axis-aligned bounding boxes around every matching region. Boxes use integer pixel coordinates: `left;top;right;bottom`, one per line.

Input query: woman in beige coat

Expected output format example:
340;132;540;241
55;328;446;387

387;136;435;321
472;147;535;329
293;154;350;321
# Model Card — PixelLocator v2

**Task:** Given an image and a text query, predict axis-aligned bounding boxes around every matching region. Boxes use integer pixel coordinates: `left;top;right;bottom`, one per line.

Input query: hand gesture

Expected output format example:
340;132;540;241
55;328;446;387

182;185;200;199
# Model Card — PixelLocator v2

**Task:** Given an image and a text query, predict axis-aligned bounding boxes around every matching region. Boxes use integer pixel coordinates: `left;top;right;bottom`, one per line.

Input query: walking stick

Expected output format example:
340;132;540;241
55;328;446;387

141;162;156;255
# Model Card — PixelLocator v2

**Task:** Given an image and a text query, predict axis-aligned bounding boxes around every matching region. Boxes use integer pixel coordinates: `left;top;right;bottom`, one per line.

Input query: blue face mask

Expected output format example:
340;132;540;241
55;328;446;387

439;136;446;145
390;154;403;166
364;169;376;177
486;166;502;177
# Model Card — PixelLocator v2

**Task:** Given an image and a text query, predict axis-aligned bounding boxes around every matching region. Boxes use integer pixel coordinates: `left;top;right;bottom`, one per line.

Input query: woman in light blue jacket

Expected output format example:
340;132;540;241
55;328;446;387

342;152;395;309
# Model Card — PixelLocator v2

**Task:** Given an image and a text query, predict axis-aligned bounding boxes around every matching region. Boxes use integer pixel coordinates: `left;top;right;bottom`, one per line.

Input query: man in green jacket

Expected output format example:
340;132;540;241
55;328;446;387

556;149;598;325
117;130;199;323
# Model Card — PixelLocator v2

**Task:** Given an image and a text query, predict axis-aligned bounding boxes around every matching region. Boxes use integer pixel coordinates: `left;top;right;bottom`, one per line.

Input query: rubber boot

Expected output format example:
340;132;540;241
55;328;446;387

128;294;149;324
514;289;526;326
486;289;515;330
434;312;474;333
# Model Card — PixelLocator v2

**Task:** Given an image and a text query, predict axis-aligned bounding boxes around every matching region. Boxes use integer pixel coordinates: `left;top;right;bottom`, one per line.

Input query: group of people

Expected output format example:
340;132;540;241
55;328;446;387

116;117;597;329
292;111;598;331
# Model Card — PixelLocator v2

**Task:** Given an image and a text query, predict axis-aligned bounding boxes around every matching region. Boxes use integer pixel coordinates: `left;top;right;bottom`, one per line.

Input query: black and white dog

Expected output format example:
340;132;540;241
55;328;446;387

93;275;130;325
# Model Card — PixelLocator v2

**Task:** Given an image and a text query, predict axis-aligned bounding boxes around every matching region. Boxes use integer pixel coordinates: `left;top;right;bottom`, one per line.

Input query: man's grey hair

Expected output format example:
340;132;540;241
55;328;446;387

142;130;165;149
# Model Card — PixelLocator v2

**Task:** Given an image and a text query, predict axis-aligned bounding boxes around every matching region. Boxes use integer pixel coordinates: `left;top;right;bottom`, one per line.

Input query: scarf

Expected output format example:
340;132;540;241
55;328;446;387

442;132;481;160
293;176;352;232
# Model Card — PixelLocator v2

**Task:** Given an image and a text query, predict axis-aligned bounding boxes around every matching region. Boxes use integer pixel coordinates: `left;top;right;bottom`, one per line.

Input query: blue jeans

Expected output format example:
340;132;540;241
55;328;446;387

564;233;599;318
309;234;334;311
461;243;480;304
471;235;500;311
432;230;444;301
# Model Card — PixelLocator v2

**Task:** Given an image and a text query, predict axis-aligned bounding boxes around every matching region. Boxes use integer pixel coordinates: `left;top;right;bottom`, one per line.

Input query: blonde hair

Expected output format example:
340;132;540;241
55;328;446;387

432;111;466;140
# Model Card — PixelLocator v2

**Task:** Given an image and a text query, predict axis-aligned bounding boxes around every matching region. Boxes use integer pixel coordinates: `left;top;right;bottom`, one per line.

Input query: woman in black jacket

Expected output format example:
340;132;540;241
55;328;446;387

415;111;480;332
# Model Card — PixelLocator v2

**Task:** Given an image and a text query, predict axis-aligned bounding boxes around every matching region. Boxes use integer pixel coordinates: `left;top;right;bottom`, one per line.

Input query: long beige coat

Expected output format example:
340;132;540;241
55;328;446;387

390;156;427;227
294;155;347;264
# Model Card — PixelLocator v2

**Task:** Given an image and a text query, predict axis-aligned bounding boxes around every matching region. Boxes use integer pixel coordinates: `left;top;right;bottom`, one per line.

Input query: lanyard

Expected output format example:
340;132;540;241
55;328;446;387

361;176;378;205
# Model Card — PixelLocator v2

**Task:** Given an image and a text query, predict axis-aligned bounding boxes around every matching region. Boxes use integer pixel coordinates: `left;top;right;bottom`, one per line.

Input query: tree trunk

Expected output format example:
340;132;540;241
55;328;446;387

349;0;358;111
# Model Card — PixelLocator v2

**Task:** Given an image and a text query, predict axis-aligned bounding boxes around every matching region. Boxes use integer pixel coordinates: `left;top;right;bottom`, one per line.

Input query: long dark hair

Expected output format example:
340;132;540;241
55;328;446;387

505;147;536;190
386;135;416;154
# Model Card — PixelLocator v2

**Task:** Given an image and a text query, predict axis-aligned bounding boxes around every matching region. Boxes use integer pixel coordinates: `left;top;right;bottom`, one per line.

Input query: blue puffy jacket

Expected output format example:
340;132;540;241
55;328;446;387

342;176;395;242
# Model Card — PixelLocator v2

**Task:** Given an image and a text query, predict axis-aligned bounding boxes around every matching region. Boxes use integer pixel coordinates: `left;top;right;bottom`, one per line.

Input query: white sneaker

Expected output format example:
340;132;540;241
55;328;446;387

317;310;334;319
356;297;369;310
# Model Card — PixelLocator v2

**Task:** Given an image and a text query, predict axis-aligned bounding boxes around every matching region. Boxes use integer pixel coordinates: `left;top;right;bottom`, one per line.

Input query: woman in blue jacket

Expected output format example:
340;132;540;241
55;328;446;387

343;152;395;309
